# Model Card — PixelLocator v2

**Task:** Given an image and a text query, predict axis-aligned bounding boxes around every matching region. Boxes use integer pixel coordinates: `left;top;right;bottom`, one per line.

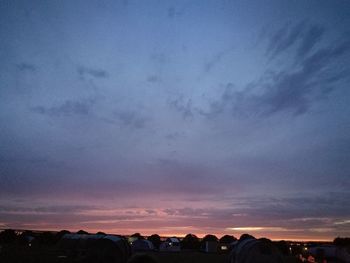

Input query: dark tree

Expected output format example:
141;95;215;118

0;229;17;244
77;230;89;234
181;233;200;249
37;231;55;245
219;235;237;244
96;231;107;235
147;234;161;249
54;230;70;243
18;230;35;246
334;237;350;246
21;230;34;236
239;233;255;241
200;234;218;250
275;240;290;255
202;234;218;242
131;233;144;240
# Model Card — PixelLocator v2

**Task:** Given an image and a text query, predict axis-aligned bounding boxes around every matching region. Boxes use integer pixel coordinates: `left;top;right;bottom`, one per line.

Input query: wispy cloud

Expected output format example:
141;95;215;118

167;4;187;19
31;98;96;117
334;219;350;225
77;66;109;79
266;21;306;59
227;227;290;232
0;204;97;215
204;47;234;73
168;95;194;120
150;53;168;64
297;25;325;58
202;23;350;118
147;75;160;83
113;110;149;129
16;63;36;72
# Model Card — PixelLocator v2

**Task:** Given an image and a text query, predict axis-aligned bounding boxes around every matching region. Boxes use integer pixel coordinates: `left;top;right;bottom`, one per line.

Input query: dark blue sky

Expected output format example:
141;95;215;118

0;0;349;239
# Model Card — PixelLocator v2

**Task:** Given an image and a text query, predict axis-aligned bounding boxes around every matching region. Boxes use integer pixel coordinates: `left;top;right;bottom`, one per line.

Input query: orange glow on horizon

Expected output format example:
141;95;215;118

2;224;335;242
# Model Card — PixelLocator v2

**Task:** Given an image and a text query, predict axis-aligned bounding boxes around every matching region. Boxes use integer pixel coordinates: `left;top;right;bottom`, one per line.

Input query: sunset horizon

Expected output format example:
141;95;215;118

1;1;349;257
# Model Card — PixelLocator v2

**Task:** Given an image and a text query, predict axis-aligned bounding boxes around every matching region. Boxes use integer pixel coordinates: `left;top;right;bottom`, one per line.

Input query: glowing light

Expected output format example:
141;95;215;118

226;226;288;232
334;219;350;225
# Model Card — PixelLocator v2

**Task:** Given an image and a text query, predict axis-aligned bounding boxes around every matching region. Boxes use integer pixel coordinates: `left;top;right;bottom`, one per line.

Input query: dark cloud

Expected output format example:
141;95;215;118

204;49;231;73
16;63;36;72
145;209;157;215
0;207;151;229
162;191;350;226
0;157;48;164
266;21;306;59
267;22;326;60
228;192;350;222
31;98;96;117
113;110;149;129
167;7;183;18
199;83;236;118
165;132;185;140
153;159;232;196
203;25;350;118
77;66;108;79
0;204;97;214
167;7;176;18
266;22;331;64
163;207;210;218
168;95;194;120
297;25;325;58
262;39;349;115
150;53;168;64
147;75;160;83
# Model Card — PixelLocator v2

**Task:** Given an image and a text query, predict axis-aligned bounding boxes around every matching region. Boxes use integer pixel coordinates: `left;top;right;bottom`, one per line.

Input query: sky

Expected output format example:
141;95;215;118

0;0;350;241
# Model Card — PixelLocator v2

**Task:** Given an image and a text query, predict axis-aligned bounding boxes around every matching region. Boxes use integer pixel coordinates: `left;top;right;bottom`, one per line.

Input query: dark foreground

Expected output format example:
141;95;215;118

0;244;299;263
140;251;299;263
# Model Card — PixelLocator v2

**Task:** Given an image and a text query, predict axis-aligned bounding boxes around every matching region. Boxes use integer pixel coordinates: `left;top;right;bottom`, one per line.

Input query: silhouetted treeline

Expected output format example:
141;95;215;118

147;234;161;249
0;229;74;247
334;237;350;246
0;229;16;243
3;229;350;263
219;235;237;244
131;232;144;240
181;233;200;249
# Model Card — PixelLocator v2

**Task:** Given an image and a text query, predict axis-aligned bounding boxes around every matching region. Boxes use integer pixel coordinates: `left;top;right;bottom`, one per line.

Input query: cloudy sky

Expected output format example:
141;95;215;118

1;0;350;240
